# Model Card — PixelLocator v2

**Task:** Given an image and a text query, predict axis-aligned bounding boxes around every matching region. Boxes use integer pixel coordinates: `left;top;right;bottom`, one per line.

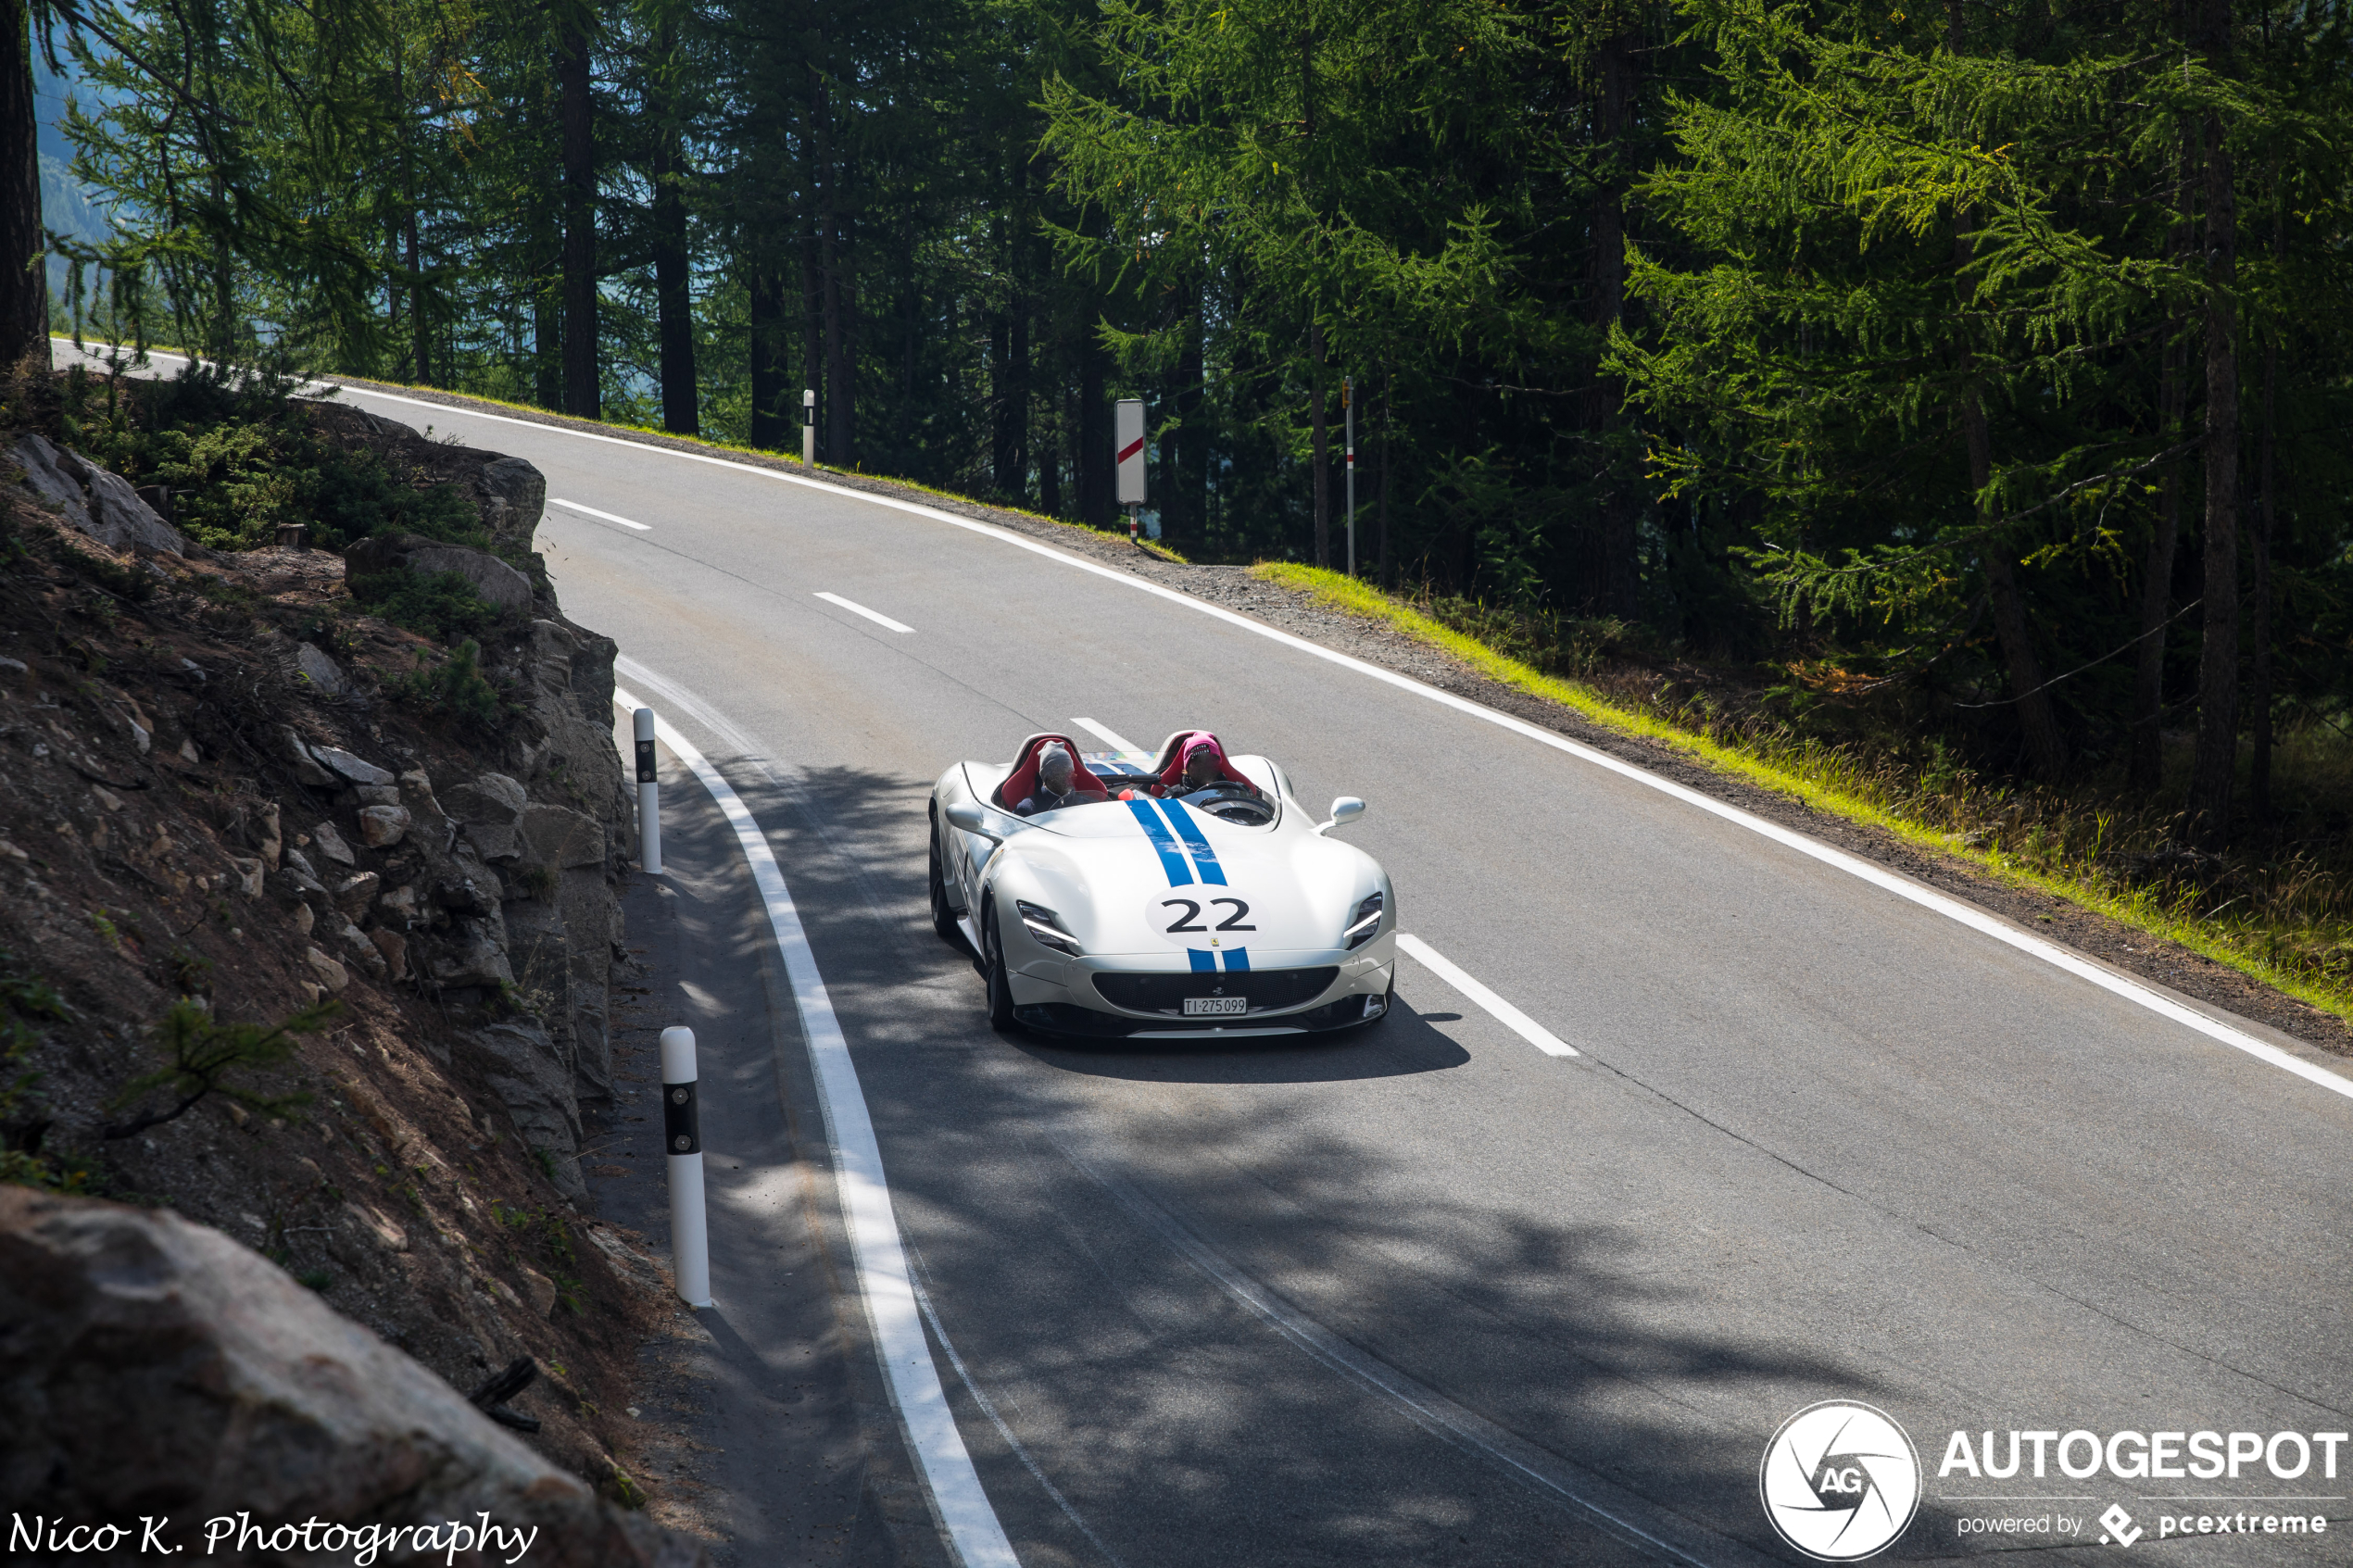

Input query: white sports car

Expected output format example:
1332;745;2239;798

928;731;1397;1038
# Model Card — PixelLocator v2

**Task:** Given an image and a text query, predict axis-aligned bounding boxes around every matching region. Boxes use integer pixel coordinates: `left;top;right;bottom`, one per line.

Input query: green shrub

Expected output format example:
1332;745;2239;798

75;372;482;553
101;996;339;1139
348;568;511;646
390;638;506;733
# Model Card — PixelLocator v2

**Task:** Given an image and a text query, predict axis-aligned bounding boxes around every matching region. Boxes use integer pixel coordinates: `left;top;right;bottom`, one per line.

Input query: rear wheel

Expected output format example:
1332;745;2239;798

982;899;1016;1031
927;817;961;942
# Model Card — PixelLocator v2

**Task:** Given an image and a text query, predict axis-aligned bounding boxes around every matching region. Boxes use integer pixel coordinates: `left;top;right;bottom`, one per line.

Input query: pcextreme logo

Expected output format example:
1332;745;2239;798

1760;1401;1924;1562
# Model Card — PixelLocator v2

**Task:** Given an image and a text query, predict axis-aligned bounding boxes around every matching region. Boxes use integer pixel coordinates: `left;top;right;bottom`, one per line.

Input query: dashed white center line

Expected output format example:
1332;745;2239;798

1071;717;1142;754
1397;935;1579;1058
814;592;914;633
549;496;650;530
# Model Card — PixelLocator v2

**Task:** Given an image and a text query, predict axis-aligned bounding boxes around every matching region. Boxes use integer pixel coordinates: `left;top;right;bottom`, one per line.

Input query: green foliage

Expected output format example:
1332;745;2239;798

102;997;340;1140
65;372;484;552
388;638;505;732
348;569;511;646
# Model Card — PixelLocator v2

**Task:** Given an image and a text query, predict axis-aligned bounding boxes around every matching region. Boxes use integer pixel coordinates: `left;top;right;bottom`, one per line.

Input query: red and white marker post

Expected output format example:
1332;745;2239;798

1115;397;1146;540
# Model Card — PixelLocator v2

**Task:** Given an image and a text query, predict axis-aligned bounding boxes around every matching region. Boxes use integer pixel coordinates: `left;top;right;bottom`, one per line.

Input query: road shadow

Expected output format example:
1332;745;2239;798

1010;997;1471;1084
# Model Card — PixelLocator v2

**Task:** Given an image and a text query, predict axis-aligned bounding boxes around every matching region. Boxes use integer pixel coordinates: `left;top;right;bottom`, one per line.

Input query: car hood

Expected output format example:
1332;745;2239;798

991;797;1375;960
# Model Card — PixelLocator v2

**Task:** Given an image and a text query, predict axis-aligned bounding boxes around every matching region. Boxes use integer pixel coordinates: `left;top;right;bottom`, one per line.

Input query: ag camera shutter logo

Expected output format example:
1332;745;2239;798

1760;1400;1922;1561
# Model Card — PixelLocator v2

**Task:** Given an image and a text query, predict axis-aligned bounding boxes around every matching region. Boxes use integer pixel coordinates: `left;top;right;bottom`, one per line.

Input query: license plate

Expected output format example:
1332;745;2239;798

1183;997;1249;1017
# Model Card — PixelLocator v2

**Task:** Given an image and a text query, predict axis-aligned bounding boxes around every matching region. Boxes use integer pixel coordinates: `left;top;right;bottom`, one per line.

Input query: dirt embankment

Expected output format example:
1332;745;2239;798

0;380;699;1551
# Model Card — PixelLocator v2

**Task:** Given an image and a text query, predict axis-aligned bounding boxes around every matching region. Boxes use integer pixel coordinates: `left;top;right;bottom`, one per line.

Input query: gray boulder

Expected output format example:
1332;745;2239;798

444;771;529;825
475;457;547;554
10;433;187;555
462;1022;586;1198
294;642;348;696
344;532;534;613
0;1188;699;1562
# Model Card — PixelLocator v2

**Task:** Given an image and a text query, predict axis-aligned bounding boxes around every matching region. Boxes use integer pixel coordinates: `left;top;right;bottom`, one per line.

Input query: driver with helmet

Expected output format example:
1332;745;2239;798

1154;733;1265;804
1013;744;1087;816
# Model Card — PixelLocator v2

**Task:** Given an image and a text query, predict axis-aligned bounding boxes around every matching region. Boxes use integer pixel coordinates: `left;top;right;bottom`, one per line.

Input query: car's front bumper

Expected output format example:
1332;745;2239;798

1004;937;1396;1038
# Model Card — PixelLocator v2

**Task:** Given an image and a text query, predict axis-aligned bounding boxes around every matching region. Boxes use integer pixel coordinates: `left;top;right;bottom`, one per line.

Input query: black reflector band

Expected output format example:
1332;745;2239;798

663;1079;699;1154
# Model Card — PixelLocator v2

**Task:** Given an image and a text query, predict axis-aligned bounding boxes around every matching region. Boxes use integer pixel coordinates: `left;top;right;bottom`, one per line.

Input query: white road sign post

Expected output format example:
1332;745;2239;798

1342;375;1356;578
660;1025;712;1308
1114;397;1146;541
801;389;817;467
633;707;661;874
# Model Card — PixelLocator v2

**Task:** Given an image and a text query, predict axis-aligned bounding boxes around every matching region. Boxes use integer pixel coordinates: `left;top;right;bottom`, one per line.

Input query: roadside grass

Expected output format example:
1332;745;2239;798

1257;561;2353;1027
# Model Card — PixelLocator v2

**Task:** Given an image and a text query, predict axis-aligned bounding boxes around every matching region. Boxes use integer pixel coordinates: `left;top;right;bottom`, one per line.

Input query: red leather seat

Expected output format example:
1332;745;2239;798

992;734;1114;810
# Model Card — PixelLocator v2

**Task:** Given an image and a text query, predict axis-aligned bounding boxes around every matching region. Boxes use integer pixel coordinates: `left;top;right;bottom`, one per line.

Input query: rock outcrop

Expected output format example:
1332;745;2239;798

12;431;188;555
346;531;536;612
0;1188;704;1565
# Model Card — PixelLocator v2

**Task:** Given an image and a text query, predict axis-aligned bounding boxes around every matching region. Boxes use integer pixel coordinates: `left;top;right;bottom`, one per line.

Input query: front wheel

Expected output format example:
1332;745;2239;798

981;900;1016;1031
927;818;961;943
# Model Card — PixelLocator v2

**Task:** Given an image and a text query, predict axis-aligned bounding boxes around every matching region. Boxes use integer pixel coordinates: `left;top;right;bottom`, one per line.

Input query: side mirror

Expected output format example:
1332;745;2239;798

944;800;996;837
1319;797;1366;834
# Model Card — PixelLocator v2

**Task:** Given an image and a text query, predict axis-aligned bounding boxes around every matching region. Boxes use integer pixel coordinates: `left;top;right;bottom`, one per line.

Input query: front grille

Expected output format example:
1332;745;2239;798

1090;967;1340;1015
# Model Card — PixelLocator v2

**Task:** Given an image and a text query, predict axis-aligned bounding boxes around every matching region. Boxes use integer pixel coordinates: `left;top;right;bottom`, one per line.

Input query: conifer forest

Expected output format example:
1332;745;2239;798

6;0;2352;850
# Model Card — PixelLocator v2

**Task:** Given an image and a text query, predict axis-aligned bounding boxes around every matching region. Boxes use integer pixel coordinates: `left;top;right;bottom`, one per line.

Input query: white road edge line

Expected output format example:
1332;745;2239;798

815;591;916;633
147;348;2333;1106
1397;935;1579;1059
905;1251;1129;1568
613;684;1019;1568
1069;717;1140;755
549;496;650;530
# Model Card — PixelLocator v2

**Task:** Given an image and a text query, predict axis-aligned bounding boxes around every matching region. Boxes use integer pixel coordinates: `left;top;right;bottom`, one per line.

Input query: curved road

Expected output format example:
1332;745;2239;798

82;353;2353;1563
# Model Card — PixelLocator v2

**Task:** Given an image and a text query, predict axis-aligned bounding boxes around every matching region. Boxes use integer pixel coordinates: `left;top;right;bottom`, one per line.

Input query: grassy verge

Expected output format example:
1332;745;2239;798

1257;561;2353;1028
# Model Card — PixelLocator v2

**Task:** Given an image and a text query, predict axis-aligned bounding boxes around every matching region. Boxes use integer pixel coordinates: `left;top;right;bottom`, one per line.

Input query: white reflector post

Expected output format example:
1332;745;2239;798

1343;375;1357;578
802;388;817;468
633;707;661;874
661;1025;712;1308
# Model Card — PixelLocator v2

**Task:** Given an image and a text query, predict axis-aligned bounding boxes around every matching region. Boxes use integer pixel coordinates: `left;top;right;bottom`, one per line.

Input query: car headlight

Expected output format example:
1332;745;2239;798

1342;891;1384;950
1016;900;1084;957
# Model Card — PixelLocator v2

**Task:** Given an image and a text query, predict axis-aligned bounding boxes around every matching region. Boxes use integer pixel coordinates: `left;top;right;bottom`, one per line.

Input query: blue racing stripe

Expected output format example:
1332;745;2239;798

1156;800;1228;885
1188;948;1216;972
1222;948;1251;972
1126;798;1195;885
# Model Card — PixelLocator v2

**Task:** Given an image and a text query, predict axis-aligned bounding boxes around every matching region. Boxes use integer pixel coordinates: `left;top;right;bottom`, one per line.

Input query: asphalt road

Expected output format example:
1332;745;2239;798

67;349;2353;1564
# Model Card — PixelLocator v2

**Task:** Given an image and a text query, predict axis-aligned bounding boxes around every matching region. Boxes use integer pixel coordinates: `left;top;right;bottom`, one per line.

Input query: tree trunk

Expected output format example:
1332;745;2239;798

405;211;428;386
2186;82;2240;839
557;7;598;419
2131;119;2199;794
1586;25;1639;619
1963;391;2070;778
1176;292;1205;554
1078;330;1109;526
650;58;697;435
0;0;44;370
1038;370;1063;519
2249;216;2279;822
1377;381;1393;589
1310;320;1328;567
749;268;786;450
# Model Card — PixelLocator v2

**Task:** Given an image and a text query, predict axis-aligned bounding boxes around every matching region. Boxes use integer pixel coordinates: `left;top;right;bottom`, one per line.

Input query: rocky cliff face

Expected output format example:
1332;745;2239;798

0;384;687;1532
1;1187;705;1566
